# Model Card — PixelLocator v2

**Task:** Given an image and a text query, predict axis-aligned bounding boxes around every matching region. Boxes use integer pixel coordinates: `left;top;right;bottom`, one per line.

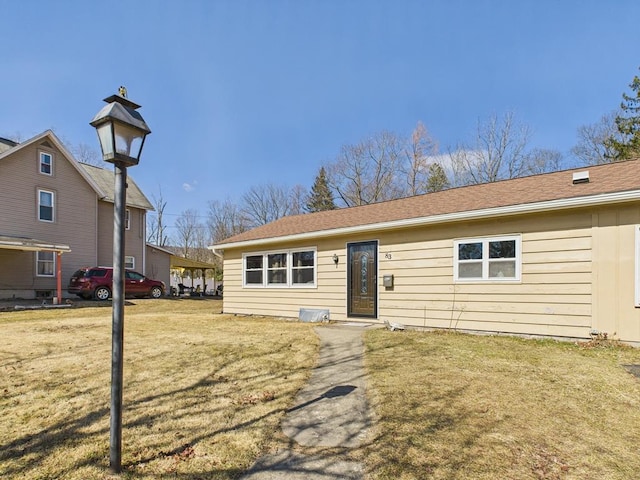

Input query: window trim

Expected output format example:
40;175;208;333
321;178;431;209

243;248;317;288
454;235;521;282
39;151;53;176
38;189;55;222
36;251;55;277
125;256;135;269
125;209;131;230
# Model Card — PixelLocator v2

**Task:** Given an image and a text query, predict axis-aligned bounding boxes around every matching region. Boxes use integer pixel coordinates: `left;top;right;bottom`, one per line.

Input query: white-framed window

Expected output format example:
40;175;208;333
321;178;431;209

454;235;521;282
243;248;317;288
39;151;53;175
36;251;55;276
125;209;131;230
125;256;135;269
635;226;640;307
38;189;55;222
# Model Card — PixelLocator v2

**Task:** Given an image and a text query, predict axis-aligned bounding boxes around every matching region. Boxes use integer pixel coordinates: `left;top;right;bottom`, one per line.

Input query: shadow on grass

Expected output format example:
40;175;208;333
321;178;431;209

0;323;315;479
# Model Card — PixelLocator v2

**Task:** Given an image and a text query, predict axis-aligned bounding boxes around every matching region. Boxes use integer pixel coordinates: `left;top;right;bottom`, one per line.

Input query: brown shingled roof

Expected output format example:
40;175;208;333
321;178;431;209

215;159;640;248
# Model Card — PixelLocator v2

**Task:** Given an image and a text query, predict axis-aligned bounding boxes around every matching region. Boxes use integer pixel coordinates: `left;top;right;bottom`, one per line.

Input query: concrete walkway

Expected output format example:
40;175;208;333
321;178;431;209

240;324;372;480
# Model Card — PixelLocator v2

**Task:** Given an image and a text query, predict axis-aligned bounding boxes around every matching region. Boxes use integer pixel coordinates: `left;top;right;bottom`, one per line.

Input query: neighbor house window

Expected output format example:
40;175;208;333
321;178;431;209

125;256;135;269
243;249;316;287
125;209;131;230
454;235;521;281
39;152;53;175
37;251;55;276
38;189;55;222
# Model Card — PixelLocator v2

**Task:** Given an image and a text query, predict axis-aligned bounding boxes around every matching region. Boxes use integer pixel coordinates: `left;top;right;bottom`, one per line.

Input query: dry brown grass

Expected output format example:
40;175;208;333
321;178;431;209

0;299;318;479
362;329;640;480
4;301;640;480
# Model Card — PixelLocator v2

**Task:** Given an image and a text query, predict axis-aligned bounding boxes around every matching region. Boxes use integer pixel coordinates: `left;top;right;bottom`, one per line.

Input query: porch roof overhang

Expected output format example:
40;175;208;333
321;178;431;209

169;255;217;270
0;235;71;253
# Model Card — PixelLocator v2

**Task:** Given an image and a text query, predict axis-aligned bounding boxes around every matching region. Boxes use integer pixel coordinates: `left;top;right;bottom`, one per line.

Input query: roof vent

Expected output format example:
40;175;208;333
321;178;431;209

572;171;590;184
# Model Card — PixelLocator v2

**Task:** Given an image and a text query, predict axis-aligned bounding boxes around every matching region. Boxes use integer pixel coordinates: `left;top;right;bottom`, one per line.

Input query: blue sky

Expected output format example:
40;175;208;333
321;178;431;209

2;0;640;234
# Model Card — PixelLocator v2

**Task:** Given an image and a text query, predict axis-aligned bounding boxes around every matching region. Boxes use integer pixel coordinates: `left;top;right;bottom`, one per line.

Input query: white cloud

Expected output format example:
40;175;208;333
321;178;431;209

182;182;194;192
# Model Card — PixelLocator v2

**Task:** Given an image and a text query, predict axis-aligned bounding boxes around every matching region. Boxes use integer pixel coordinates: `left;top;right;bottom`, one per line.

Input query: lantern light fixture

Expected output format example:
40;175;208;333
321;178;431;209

90;90;151;167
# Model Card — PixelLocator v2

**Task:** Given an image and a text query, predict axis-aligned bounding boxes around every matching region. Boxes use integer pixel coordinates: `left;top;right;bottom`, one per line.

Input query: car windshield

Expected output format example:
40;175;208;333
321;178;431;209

71;269;87;278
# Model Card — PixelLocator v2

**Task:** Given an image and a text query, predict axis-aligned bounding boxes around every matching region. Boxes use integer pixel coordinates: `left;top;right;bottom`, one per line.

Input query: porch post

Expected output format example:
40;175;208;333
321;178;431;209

56;251;62;304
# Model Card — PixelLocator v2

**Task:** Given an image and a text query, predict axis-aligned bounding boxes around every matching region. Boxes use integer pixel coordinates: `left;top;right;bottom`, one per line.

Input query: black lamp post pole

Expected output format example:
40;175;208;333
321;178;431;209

91;91;150;474
110;161;127;473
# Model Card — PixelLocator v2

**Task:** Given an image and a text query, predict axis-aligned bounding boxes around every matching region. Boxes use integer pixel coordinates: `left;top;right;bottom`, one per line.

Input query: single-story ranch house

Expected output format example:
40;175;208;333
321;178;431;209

211;160;640;345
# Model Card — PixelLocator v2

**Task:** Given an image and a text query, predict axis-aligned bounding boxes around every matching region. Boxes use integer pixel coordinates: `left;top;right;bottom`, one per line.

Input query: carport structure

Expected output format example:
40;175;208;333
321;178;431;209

169;255;218;294
0;235;71;304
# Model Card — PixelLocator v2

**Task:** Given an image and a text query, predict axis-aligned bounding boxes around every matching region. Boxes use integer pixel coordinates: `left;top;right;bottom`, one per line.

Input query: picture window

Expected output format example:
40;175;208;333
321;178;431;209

454;235;520;282
244;249;316;288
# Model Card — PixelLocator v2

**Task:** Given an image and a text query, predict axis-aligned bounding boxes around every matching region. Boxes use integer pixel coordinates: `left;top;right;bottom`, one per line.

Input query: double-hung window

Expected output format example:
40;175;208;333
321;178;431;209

38;189;55;222
454;235;521;281
244;249;316;287
37;251;55;276
125;256;135;269
39;152;53;175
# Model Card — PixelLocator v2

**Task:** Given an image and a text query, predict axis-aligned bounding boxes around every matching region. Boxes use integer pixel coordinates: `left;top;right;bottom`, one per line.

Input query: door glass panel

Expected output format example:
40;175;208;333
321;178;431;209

348;242;377;318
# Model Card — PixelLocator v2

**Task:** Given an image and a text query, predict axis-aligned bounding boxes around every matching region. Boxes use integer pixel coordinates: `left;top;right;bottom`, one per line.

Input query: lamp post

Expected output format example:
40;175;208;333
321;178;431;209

90;89;150;473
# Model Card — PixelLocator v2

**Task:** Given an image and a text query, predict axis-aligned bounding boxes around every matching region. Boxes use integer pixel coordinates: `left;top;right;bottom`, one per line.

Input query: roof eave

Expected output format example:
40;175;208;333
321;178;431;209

209;189;640;252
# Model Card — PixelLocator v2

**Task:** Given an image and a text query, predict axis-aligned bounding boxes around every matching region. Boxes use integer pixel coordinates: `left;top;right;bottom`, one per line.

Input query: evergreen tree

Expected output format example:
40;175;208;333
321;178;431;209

607;69;640;160
306;167;336;212
425;163;450;193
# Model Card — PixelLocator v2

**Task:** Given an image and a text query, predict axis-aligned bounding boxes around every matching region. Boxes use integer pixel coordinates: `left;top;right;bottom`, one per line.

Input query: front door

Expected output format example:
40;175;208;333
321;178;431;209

347;241;378;318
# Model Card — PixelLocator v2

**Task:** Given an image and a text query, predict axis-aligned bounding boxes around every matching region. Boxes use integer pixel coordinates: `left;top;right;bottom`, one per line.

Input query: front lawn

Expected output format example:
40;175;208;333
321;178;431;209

362;329;640;480
0;299;318;479
2;300;640;479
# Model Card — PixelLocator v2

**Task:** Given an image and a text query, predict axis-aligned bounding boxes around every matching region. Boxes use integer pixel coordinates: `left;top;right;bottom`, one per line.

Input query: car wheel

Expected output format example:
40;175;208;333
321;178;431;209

94;286;111;301
150;286;163;299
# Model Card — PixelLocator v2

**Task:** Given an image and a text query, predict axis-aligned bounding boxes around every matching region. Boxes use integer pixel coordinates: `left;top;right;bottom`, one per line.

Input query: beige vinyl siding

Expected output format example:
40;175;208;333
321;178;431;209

222;208;601;340
222;238;348;318
377;211;593;339
592;204;640;343
0;140;99;296
221;203;640;343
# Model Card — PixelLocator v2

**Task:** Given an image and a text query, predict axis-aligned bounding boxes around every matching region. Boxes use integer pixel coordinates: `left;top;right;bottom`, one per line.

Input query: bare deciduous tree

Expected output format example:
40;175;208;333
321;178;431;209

326;131;404;207
147;188;169;246
523;148;564;175
288;184;308;216
71;142;104;166
400;122;439;196
173;209;202;258
207;199;249;244
451;112;531;184
572;111;622;165
241;184;293;227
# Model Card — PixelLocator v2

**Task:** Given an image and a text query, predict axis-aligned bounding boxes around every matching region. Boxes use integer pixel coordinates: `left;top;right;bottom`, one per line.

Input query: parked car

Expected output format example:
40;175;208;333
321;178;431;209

68;267;165;300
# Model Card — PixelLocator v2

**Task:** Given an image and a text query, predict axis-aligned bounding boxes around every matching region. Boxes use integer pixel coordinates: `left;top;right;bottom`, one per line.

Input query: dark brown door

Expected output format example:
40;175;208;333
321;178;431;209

347;241;377;318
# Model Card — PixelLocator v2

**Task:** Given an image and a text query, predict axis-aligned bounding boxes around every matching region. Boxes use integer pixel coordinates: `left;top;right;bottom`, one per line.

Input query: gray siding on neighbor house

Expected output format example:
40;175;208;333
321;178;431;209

96;201;147;271
0;139;99;297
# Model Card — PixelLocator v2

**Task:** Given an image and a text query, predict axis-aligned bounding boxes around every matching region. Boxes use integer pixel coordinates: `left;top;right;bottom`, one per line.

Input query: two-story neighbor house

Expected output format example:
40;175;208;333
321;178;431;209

211;160;640;345
0;130;154;300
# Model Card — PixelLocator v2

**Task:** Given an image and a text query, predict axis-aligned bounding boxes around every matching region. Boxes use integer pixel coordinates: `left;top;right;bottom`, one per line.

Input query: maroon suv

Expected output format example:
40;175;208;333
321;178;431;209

68;267;165;300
